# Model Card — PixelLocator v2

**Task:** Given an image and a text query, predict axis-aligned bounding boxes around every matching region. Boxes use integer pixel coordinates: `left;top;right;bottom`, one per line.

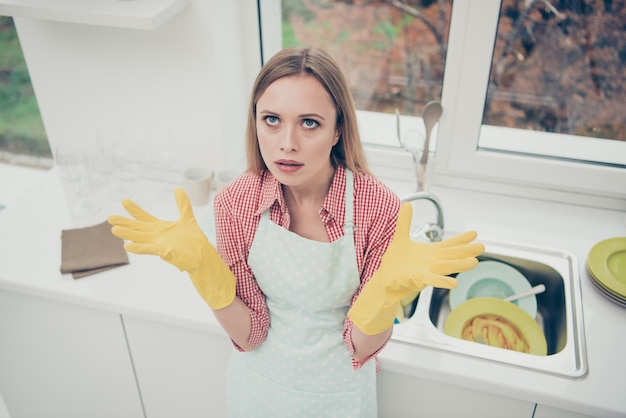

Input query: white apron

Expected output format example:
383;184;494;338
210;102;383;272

226;169;377;417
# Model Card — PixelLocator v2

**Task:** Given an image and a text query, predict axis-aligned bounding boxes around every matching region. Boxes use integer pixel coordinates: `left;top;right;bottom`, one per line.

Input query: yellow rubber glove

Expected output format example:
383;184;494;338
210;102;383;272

108;188;236;310
348;203;485;335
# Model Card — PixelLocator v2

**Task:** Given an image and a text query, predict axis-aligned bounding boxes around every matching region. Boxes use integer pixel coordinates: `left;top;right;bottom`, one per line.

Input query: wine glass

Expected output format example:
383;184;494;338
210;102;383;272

93;127;121;186
143;127;178;201
110;138;144;202
56;142;101;217
144;127;176;169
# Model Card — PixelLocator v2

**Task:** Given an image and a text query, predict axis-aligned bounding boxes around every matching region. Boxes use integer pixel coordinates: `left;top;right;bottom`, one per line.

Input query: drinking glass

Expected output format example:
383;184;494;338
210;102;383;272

111;139;144;201
144;127;178;201
56;143;101;217
144;127;176;169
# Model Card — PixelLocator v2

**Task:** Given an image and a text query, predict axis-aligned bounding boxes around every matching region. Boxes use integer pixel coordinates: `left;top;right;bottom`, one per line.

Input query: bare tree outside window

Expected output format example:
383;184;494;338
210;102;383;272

280;0;451;116
281;0;625;152
486;0;626;144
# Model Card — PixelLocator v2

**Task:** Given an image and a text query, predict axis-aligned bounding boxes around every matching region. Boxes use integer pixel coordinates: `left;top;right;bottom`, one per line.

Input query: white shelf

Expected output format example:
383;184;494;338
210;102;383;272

0;0;191;30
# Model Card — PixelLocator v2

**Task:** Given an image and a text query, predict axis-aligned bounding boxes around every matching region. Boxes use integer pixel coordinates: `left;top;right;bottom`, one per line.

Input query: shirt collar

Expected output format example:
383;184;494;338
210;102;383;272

255;165;346;223
255;170;285;217
320;165;346;225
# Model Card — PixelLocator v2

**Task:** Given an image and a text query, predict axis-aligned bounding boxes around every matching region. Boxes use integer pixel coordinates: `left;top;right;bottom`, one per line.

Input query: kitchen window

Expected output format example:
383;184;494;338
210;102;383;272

0;16;51;209
0;16;51;168
259;0;626;210
260;0;451;149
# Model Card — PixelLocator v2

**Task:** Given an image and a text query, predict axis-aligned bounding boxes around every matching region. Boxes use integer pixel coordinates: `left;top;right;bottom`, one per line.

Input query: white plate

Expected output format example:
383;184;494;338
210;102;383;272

450;260;537;318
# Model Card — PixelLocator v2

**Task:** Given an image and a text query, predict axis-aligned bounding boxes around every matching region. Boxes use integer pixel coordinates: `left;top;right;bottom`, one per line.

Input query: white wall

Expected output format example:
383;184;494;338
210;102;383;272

13;0;261;174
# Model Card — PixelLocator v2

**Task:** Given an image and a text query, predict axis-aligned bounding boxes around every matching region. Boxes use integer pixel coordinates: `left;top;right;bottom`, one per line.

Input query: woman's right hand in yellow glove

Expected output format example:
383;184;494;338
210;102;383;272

108;188;236;310
348;203;485;335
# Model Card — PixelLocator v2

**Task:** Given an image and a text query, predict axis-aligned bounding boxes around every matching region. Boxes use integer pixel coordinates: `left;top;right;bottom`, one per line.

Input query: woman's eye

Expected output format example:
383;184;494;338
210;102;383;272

303;119;319;129
264;115;279;126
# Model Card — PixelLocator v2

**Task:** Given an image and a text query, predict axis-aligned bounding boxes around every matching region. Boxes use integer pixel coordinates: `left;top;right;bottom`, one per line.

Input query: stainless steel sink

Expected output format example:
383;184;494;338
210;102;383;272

391;237;588;379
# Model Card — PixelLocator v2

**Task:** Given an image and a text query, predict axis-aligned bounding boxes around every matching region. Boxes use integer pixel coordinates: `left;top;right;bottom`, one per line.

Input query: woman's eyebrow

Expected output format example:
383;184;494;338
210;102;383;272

257;110;326;121
299;113;326;120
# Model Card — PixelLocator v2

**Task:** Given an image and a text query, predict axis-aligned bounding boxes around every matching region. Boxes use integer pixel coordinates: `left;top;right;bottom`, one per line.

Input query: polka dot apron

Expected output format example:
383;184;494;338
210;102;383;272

226;169;377;417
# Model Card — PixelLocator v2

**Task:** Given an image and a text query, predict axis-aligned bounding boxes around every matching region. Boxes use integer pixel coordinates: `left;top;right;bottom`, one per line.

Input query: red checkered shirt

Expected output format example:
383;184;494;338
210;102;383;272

213;165;400;369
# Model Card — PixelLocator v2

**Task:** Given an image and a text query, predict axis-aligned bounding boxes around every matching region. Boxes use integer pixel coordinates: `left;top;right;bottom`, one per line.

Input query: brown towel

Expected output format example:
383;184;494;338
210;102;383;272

60;221;129;279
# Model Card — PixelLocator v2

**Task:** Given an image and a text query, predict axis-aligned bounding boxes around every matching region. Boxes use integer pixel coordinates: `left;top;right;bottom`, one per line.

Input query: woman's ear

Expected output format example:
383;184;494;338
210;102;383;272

333;131;340;146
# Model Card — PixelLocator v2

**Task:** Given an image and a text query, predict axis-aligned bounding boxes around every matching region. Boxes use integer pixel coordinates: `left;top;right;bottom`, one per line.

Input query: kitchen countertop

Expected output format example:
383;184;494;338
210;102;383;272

1;169;625;417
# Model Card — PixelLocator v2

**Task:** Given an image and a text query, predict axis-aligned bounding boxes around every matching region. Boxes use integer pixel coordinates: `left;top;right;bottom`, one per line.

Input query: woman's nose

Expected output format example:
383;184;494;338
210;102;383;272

280;126;298;151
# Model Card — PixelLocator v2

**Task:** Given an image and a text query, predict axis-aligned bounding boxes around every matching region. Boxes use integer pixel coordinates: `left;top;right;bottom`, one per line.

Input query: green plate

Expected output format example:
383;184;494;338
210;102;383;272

444;297;547;356
587;237;626;298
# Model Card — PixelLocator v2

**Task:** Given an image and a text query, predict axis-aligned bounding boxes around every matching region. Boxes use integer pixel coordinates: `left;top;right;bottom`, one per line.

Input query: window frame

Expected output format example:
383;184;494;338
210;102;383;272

258;0;426;149
258;0;626;210
436;0;625;210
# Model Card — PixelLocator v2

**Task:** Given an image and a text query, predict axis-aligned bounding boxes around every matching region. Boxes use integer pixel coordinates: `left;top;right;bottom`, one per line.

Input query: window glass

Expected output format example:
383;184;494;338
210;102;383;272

266;0;625;207
0;17;51;169
280;0;451;116
480;0;626;167
274;0;452;147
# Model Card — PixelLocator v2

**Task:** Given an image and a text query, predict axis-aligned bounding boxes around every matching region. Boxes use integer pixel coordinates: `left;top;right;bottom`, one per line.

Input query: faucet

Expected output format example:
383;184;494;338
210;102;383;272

401;191;444;242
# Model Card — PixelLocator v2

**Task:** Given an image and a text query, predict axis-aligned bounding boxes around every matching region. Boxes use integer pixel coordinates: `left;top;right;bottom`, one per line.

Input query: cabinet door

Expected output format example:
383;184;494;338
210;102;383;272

0;291;144;418
533;404;593;418
377;369;535;418
122;315;233;418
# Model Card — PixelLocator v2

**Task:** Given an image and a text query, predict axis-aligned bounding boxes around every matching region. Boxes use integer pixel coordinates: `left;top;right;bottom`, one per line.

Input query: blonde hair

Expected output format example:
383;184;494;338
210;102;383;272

245;46;370;175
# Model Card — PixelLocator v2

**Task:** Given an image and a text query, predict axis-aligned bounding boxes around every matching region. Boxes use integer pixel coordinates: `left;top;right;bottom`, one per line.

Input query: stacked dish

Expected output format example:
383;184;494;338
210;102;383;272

444;260;547;356
586;237;626;308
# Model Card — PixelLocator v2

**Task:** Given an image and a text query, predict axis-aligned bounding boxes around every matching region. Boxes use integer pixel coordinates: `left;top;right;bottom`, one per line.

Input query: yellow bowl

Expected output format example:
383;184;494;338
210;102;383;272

444;297;547;356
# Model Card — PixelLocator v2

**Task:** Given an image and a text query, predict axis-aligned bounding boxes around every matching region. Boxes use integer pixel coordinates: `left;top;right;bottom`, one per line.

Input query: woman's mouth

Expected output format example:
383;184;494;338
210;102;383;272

275;159;303;173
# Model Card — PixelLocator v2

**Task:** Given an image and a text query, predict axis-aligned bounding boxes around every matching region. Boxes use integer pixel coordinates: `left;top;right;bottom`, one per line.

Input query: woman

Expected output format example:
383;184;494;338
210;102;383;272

109;46;483;417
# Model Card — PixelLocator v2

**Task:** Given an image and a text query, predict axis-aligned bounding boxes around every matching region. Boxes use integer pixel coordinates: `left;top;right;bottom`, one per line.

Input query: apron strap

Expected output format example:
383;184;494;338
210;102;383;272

344;169;355;235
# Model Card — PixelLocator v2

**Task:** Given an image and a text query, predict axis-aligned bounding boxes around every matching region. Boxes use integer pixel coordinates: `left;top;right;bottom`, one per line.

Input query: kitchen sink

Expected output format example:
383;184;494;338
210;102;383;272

391;237;588;379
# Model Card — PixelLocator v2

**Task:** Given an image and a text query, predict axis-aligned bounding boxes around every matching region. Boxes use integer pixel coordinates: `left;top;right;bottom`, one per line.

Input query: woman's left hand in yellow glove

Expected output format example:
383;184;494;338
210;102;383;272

108;187;236;310
348;203;485;335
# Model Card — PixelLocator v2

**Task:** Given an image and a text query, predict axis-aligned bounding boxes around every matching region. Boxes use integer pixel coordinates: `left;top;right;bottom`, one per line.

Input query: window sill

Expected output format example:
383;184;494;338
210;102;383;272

364;144;626;211
0;0;190;30
0;162;49;211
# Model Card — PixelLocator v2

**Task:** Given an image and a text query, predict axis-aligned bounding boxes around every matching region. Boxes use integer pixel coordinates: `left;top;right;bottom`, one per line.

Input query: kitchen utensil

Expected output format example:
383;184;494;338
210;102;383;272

419;101;443;165
417;101;442;191
503;284;546;302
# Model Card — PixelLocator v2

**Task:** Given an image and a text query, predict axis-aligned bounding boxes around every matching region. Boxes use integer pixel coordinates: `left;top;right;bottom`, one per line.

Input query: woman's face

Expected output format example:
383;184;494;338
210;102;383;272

256;75;339;188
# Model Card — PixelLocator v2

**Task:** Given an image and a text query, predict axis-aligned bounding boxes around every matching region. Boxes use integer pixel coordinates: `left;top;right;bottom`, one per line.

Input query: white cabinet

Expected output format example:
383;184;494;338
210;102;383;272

377;369;535;418
533;404;594;418
0;291;144;418
0;0;191;30
122;315;233;418
0;287;599;418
